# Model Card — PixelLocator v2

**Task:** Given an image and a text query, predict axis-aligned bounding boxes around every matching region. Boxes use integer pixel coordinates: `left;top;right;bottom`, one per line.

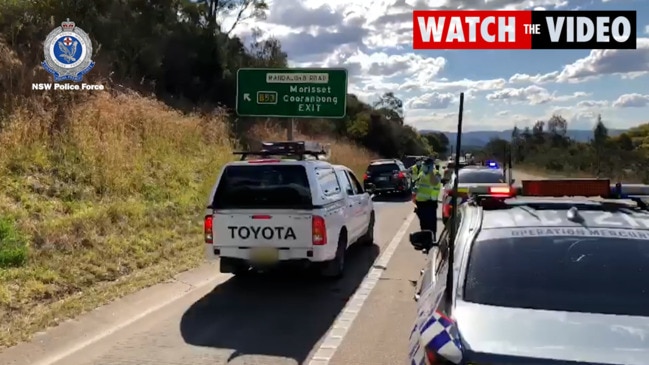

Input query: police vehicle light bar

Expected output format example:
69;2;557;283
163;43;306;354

521;179;610;197
233;141;330;161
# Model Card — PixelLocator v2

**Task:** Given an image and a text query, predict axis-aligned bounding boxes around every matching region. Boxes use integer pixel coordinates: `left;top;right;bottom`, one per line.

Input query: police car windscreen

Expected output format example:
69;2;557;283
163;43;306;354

464;232;649;316
213;165;312;209
368;163;399;174
457;170;504;184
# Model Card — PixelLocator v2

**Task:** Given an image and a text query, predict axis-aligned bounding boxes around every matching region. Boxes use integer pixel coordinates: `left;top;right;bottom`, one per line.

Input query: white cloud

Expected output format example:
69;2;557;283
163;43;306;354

577;100;609;108
613;94;649;108
508;38;649;84
406;92;457;109
508;72;559;84
486;86;586;105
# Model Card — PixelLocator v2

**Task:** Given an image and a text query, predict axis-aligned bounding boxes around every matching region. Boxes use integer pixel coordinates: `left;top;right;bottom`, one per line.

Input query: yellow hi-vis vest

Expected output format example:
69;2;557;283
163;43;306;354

412;164;420;176
414;171;442;202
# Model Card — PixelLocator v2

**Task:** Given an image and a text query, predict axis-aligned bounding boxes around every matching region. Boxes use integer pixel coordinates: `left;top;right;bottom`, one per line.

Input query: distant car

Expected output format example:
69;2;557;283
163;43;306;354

363;159;412;196
441;160;471;184
441;166;512;224
402;155;426;169
409;179;649;365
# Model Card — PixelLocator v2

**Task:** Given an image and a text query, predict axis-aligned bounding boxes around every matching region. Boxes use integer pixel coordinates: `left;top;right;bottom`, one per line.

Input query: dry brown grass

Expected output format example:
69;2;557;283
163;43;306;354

0;91;234;348
0;94;378;350
0;30;379;346
248;122;378;177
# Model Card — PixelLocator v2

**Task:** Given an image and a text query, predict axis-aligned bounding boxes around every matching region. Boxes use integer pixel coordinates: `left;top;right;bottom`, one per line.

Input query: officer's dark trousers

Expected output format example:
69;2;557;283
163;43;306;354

415;200;438;233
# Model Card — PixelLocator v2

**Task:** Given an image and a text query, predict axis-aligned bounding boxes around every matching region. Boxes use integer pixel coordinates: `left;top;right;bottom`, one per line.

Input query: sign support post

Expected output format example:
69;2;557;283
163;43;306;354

287;118;294;141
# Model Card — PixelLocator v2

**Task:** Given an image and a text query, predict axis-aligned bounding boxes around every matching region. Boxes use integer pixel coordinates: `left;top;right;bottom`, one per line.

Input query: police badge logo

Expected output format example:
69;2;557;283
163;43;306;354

42;18;95;82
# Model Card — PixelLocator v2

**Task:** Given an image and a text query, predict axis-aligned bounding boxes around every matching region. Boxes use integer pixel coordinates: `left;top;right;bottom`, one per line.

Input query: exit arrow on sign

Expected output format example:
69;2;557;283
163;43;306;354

236;68;348;118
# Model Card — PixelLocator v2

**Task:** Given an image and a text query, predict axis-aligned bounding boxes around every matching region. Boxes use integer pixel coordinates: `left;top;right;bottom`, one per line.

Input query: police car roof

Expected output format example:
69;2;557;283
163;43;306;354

480;198;649;230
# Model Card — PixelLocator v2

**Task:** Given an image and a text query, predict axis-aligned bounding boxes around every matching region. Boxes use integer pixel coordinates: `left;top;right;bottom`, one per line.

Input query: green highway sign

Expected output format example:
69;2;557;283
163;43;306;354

236;68;348;118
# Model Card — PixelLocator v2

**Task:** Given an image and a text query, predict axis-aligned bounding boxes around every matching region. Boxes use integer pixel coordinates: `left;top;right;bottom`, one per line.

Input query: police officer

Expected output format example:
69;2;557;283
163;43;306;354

412;157;443;235
410;158;423;178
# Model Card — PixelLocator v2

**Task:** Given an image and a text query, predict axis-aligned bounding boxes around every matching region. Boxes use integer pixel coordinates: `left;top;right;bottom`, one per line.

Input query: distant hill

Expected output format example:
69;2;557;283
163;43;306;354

420;129;627;147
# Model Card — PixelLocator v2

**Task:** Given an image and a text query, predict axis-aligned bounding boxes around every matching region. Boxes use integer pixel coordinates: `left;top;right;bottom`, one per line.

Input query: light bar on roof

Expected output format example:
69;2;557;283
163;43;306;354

521;179;610;197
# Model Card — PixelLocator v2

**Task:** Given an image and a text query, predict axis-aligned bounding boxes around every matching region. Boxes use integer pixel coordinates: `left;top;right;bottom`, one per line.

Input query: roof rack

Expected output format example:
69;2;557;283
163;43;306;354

233;141;330;161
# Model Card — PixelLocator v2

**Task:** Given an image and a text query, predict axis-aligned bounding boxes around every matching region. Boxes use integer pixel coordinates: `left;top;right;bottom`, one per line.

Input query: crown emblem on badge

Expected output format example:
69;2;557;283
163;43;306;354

61;18;75;31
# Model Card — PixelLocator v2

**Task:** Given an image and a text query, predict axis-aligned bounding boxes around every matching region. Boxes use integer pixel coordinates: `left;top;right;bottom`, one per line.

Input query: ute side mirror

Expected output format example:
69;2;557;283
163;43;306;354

409;230;438;251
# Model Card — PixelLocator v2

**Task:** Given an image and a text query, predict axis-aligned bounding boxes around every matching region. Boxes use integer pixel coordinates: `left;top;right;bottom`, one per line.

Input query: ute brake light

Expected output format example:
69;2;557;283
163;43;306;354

363;173;369;180
204;215;213;244
312;216;327;245
488;186;513;197
522;179;610;197
397;171;405;179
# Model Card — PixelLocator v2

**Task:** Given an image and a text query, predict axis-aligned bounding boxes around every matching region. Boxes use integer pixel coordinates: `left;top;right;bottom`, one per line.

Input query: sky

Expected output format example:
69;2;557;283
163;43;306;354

222;0;649;132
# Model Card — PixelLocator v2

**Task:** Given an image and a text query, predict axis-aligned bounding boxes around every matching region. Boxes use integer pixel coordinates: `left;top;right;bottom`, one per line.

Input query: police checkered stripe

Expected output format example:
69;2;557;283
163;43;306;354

418;311;463;364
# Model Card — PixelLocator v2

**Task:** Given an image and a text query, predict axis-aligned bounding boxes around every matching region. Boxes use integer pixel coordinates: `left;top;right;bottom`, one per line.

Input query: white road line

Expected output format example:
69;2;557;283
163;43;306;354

307;212;416;365
32;274;224;365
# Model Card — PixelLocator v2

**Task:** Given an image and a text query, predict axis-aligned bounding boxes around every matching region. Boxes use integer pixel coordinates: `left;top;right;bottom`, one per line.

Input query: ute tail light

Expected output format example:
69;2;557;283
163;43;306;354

397;171;405;179
363;173;369;180
312;216;327;245
204;215;213;244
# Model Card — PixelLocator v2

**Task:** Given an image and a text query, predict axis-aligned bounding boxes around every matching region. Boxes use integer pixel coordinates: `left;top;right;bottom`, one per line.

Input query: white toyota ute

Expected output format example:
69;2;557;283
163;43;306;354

204;141;375;278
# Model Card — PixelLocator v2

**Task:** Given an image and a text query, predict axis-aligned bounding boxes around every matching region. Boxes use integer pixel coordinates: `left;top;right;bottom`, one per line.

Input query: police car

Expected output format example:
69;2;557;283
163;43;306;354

441;163;513;224
409;179;649;364
204;141;375;278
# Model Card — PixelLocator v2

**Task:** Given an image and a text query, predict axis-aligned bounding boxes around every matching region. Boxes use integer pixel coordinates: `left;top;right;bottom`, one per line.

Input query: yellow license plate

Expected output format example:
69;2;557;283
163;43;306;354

251;248;279;263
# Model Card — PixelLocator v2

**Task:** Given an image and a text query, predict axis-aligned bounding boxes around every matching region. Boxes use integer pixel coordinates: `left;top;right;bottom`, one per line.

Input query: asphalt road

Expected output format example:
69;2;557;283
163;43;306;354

0;169;548;365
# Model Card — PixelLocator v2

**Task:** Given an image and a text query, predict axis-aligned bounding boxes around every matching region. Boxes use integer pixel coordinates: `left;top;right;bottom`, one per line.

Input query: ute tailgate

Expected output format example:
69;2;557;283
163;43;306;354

212;209;312;248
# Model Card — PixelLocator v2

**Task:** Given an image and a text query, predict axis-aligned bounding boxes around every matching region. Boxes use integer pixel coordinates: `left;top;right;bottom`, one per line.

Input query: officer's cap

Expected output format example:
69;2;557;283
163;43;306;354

423;157;435;165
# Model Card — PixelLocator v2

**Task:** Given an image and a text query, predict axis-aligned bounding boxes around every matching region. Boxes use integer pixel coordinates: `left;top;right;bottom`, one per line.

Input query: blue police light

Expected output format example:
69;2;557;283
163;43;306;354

486;160;498;168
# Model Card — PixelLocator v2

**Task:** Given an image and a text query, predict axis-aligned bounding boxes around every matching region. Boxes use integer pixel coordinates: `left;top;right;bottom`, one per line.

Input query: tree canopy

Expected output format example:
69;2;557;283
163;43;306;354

481;114;649;183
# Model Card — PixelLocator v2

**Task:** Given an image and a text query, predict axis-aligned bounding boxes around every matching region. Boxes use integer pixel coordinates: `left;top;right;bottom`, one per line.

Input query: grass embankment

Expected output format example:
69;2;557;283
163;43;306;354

0;93;376;348
516;164;642;183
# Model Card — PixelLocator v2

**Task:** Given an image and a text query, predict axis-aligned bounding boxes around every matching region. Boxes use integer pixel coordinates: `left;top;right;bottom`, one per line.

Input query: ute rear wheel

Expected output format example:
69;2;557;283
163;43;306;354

321;233;346;279
359;211;375;245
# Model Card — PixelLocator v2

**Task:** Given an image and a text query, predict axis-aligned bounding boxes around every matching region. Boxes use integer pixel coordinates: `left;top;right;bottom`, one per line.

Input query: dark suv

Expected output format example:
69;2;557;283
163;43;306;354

363;159;412;196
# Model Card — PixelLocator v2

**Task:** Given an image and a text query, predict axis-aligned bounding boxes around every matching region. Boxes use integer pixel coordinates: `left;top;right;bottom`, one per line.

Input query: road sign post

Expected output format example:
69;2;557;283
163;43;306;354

236;68;348;119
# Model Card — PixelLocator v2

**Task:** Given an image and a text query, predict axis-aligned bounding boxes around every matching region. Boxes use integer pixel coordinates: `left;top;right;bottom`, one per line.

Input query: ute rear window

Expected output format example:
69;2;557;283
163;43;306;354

464;235;649;316
212;165;312;209
368;163;399;174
